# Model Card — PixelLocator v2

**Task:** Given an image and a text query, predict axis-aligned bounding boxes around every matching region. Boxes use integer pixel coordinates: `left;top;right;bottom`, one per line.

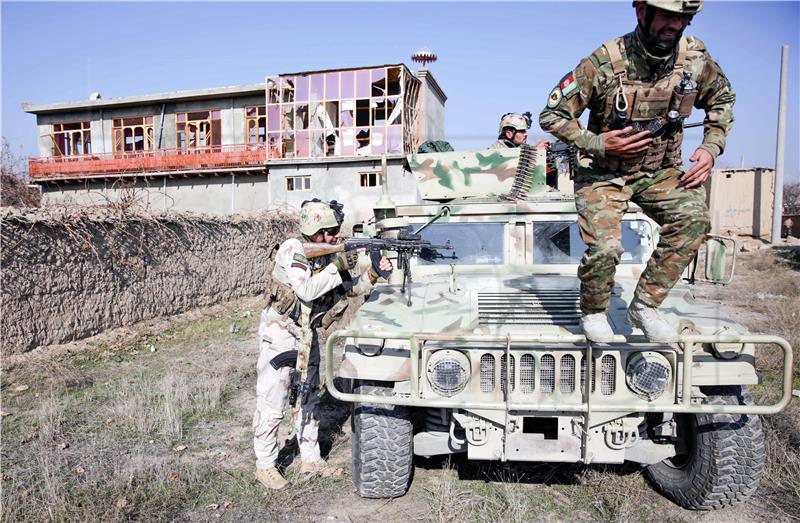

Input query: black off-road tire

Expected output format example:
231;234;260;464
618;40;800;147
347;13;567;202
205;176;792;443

351;380;413;498
645;385;766;510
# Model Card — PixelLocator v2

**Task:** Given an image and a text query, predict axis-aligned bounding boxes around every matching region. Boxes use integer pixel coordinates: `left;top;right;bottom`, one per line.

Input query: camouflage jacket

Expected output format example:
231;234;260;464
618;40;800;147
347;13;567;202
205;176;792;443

539;30;735;176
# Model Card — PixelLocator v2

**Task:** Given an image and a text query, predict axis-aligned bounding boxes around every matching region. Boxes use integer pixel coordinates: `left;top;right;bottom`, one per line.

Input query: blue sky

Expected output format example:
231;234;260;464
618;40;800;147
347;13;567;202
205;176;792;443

2;1;798;182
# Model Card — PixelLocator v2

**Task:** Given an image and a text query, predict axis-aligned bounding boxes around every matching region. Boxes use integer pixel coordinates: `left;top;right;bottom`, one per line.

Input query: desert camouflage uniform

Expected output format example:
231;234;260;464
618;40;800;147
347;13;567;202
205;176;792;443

539;30;734;313
253;237;374;470
488;138;517;150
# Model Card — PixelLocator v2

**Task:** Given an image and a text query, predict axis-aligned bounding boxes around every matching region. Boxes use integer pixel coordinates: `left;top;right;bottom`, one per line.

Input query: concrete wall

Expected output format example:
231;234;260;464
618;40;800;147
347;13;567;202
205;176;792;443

416;69;446;143
706;168;775;238
267;158;421;222
40;174;271;214
0;208;295;355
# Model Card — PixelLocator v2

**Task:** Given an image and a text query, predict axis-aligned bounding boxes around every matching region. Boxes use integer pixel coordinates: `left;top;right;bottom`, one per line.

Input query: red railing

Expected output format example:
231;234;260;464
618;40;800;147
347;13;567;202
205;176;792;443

28;143;266;179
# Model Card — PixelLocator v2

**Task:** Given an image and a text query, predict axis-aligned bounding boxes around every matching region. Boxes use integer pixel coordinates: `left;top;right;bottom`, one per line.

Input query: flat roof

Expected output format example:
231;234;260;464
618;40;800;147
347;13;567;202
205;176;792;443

22;83;266;114
22;63;421;115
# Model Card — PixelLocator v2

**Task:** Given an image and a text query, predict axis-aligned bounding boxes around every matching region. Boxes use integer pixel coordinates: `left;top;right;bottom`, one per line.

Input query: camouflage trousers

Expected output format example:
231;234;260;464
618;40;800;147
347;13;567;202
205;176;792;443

575;168;711;314
253;338;321;470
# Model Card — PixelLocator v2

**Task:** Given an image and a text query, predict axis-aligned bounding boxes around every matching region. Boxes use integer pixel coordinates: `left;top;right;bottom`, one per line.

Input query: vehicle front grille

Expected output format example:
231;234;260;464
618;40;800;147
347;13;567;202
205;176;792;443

478;290;581;325
478;351;617;397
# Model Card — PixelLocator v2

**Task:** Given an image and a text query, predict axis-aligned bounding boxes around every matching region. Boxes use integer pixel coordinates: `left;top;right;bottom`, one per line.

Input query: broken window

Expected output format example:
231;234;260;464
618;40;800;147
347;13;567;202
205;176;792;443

176;110;221;151
281;105;294;131
356;99;370;127
371;68;386;97
268;133;281;159
387;67;401;96
360;171;381;187
281;78;295;103
267;78;280;103
282;132;295;158
52;121;91;156
310;131;325;157
246;105;267;144
286;175;311;192
387;96;402;125
324;101;339;128
309;103;325;129
372;98;386;125
112;116;154;153
294;104;308;130
355;127;370;154
268;65;413;160
325;131;339;157
340;100;354;127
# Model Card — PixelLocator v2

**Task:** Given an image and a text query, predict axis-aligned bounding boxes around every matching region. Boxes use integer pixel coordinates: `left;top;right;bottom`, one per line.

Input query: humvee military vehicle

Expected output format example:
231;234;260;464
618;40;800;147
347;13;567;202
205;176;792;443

323;145;794;510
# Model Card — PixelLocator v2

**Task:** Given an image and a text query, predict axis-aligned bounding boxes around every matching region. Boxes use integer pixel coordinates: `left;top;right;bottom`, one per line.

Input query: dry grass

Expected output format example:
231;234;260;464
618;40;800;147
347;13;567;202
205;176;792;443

722;247;800;517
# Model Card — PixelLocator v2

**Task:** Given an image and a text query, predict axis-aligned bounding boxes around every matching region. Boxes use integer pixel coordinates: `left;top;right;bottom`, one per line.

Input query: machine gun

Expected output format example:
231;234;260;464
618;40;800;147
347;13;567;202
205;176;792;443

303;232;453;306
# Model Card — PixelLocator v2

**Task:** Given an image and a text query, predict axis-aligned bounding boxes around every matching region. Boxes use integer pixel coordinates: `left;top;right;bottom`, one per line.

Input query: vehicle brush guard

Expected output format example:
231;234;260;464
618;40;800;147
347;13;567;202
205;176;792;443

325;331;794;416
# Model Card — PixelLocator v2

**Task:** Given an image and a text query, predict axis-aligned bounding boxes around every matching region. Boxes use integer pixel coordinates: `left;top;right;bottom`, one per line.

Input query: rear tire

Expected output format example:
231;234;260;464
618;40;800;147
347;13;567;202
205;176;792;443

351;380;413;498
645;385;765;510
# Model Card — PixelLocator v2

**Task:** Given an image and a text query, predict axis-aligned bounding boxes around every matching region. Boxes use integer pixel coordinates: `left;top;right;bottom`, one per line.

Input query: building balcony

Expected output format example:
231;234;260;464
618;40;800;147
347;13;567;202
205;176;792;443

28;143;267;181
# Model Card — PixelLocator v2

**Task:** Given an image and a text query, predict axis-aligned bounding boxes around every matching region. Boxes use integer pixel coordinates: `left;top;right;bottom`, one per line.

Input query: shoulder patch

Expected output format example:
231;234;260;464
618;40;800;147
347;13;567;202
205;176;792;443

293;252;308;264
547;86;563;108
559;72;578;97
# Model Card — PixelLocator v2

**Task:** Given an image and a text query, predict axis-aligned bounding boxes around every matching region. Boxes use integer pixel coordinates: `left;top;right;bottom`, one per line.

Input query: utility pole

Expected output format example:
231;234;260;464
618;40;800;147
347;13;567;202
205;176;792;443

771;45;789;244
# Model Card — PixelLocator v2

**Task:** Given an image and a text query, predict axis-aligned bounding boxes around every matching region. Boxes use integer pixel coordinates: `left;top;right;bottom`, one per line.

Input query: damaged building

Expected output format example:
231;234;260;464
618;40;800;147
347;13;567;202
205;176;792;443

22;64;446;220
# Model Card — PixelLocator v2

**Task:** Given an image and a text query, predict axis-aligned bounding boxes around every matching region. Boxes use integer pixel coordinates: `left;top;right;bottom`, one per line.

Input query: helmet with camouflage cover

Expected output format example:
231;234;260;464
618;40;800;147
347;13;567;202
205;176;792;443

634;0;703;14
498;113;532;136
299;199;344;236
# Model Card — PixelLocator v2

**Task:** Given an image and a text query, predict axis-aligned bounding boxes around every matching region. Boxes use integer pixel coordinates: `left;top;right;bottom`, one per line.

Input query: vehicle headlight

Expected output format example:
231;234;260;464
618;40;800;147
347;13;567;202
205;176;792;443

625;352;671;401
426;350;470;397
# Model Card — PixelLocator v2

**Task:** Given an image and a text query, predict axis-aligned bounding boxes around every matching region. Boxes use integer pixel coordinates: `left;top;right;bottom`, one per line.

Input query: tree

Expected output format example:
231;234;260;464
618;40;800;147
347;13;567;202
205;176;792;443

0;138;41;208
783;181;800;215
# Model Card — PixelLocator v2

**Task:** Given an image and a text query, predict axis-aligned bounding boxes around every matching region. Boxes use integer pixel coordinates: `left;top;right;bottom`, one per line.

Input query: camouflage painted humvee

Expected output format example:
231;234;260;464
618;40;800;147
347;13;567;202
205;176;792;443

323;145;794;509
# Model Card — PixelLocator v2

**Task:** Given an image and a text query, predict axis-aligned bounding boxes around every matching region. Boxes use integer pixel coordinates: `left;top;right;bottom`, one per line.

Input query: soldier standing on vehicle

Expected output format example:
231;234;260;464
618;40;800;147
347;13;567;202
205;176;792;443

253;199;392;490
489;112;549;150
539;0;734;343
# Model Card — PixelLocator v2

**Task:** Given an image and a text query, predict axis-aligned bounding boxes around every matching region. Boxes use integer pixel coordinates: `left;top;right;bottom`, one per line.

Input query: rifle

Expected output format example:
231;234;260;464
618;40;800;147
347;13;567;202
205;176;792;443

303;232;453;306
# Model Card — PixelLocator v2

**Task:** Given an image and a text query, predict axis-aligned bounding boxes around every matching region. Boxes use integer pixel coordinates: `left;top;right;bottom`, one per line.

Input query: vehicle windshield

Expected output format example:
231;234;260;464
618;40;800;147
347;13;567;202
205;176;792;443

533;220;650;264
417;222;504;265
416;220;651;265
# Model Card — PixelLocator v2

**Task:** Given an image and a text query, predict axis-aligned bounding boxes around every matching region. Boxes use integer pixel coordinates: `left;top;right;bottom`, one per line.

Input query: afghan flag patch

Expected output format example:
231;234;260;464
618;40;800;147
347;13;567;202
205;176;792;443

559;72;578;97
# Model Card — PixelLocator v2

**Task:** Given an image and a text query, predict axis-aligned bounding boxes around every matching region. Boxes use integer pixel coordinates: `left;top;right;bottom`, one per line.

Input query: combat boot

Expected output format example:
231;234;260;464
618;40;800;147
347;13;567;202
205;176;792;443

580;313;614;343
627;298;678;343
300;458;343;478
255;467;288;490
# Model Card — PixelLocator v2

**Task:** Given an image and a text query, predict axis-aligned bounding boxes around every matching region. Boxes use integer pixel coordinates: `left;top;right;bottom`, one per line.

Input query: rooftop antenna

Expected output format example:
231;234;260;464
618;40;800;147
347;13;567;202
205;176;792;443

412;47;437;69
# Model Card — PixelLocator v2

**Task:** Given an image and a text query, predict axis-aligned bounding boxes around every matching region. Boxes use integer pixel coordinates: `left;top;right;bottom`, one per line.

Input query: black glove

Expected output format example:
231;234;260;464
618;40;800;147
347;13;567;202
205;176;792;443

330;250;357;273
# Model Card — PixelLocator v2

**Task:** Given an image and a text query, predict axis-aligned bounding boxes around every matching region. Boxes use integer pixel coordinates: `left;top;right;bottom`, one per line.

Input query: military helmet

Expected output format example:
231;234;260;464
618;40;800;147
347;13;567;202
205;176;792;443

498;113;531;135
635;0;703;14
299;199;344;236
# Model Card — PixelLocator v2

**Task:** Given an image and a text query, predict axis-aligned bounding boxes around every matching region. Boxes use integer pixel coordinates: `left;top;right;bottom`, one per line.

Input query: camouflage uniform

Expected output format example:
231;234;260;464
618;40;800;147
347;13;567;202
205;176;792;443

253;237;374;470
539;30;734;313
488;139;517;150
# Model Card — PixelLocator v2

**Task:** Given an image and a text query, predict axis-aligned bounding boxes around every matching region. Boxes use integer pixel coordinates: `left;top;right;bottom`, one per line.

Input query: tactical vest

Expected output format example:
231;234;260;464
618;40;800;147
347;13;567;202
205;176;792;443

589;36;699;174
265;242;349;329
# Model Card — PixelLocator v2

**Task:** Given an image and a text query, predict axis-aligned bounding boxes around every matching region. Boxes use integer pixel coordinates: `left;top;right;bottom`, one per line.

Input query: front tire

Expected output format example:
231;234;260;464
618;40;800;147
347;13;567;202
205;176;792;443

351;380;413;498
645;385;766;510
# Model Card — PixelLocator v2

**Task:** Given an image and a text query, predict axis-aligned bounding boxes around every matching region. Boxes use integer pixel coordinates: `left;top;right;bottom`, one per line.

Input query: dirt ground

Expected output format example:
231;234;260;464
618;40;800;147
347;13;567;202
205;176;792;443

2;248;798;522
